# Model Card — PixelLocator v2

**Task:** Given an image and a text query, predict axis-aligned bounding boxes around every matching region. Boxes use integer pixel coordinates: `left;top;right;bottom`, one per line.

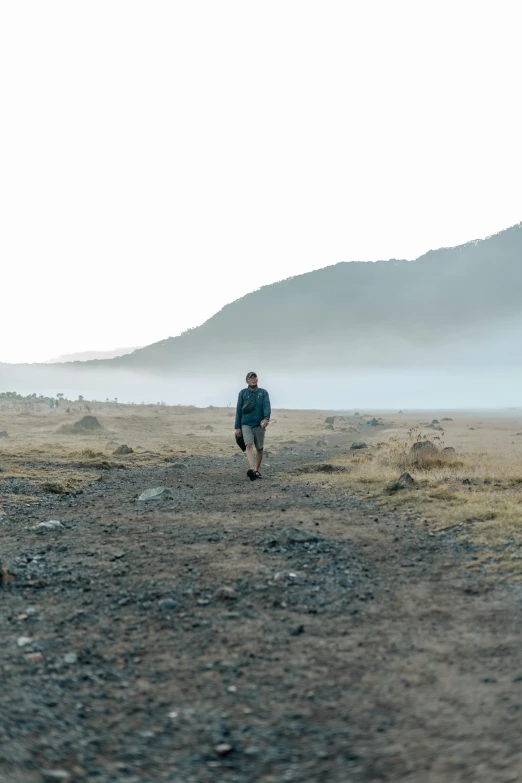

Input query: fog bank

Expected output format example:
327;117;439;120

1;364;521;411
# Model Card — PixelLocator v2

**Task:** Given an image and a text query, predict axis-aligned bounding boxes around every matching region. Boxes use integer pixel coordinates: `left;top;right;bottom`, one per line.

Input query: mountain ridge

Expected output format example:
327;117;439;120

2;221;521;379
104;221;522;372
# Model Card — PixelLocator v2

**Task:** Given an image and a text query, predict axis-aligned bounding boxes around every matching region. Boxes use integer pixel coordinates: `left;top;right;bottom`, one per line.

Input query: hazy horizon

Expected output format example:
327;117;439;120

2;365;522;411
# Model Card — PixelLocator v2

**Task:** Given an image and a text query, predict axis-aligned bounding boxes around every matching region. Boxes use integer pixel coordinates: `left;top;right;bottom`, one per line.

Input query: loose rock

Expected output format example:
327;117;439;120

138;487;174;502
0;430;8;438
280;527;319;544
35;520;65;530
351;442;368;450
158;598;178;612
214;586;237;601
114;445;133;455
214;743;233;757
41;771;73;783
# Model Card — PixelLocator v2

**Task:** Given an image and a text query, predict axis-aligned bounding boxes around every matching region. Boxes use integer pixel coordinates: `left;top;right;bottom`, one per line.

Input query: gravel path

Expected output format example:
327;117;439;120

1;439;522;783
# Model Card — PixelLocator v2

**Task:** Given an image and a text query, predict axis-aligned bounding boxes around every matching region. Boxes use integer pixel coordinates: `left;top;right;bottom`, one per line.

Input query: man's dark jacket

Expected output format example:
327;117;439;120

235;387;271;429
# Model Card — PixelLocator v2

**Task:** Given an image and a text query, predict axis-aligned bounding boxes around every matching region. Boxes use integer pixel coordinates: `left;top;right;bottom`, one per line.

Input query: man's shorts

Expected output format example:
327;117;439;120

242;424;265;451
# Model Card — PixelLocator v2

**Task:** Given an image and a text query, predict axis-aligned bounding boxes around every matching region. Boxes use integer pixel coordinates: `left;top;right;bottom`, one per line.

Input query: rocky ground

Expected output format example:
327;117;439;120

1;434;522;783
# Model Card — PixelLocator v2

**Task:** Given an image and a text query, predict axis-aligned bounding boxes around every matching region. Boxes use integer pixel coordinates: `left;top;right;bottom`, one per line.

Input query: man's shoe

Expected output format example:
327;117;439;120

247;469;257;481
255;471;263;479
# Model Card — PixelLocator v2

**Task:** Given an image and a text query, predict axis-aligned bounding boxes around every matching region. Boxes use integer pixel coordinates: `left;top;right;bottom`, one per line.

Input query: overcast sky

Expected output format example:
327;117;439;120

1;0;520;364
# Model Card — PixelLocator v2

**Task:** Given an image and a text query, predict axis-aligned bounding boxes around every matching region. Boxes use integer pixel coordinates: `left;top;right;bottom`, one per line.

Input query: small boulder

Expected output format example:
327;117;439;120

114;445;133;455
387;472;415;492
73;415;101;432
35;520;65;530
410;440;437;454
324;416;336;425
138;487;174;502
431;419;440;425
442;446;456;455
366;418;380;427
0;430;8;438
351;442;368;450
316;440;328;447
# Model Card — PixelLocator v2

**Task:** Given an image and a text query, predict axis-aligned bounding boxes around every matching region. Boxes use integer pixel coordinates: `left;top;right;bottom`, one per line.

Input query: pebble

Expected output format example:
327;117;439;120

17;636;33;647
214;743;233;757
25;652;43;662
280;527;319;544
274;570;299;581
158;598;177;612
213;586;237;601
41;772;73;783
35;520;64;530
64;652;78;664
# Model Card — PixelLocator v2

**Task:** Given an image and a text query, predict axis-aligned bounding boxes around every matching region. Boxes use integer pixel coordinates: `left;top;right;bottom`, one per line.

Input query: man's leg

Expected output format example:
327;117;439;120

254;426;265;473
242;426;257;472
245;443;256;470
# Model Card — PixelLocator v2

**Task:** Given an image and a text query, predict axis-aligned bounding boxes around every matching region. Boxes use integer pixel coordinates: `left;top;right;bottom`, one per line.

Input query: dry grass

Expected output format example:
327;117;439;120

286;412;522;577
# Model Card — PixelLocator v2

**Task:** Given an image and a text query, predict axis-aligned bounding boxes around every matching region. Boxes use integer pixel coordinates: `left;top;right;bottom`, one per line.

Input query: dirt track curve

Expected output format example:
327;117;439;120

1;436;522;783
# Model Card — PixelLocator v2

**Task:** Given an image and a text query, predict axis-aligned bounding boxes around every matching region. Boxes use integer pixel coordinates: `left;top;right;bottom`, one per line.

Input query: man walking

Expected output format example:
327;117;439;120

235;372;271;481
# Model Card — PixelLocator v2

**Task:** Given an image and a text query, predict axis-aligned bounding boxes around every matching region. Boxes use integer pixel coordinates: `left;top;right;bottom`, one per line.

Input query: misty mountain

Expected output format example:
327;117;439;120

2;222;521;409
103;221;522;372
44;347;141;363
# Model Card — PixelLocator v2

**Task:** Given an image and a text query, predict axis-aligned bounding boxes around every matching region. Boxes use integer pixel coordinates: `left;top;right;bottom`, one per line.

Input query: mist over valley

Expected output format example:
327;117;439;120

2;222;521;408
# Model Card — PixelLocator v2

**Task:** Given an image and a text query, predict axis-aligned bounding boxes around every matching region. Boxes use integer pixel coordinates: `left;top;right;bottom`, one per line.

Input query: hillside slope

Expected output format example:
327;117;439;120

106;222;522;371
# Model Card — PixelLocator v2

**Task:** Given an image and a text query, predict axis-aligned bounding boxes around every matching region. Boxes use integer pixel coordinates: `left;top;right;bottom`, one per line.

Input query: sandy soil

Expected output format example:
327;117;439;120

1;404;522;782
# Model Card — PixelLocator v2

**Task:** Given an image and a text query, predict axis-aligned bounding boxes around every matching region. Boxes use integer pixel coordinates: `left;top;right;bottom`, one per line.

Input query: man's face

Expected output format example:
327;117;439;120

246;376;258;388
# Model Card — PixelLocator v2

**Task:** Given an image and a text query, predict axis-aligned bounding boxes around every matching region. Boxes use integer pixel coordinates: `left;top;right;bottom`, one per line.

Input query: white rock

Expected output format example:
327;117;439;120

138;487;174;502
36;520;64;530
17;636;32;647
64;652;78;664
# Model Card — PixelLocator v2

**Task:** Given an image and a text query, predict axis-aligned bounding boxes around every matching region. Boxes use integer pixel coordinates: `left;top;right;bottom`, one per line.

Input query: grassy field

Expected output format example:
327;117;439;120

1;400;522;574
286;410;522;576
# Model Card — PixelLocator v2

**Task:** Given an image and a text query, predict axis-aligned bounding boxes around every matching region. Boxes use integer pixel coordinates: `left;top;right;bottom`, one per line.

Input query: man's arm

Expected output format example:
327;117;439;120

234;391;243;430
262;391;271;423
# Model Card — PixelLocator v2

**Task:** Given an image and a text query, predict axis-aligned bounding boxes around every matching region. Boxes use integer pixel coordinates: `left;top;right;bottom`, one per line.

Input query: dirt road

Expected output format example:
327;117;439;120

1;436;522;783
